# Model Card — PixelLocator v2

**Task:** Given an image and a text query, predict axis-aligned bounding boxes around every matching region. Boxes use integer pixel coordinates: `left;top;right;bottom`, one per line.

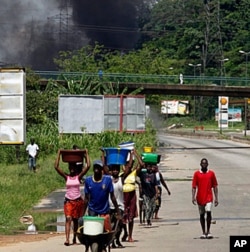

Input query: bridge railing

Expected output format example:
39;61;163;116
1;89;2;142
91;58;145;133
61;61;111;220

33;71;249;86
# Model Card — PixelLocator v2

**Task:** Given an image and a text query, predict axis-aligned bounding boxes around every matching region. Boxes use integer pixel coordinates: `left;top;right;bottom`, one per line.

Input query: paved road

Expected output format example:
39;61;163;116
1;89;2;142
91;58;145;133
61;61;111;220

1;135;250;252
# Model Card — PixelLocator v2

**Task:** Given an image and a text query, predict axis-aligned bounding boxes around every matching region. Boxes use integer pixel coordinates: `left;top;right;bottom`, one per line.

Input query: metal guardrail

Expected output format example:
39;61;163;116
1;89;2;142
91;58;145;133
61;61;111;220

33;71;250;86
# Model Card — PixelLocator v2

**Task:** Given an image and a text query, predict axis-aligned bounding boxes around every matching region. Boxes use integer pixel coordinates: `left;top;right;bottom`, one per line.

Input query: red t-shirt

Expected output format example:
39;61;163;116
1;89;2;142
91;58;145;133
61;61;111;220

192;169;218;205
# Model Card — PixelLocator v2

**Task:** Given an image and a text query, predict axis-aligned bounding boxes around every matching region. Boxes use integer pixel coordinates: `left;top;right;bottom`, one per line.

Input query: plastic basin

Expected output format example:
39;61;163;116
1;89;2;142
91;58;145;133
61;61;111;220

143;146;153;153
60;149;85;163
141;153;161;164
103;148;130;165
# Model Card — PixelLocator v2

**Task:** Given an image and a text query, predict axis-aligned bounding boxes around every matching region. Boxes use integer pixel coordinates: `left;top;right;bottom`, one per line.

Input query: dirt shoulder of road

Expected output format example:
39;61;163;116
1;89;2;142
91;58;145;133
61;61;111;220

0;233;64;247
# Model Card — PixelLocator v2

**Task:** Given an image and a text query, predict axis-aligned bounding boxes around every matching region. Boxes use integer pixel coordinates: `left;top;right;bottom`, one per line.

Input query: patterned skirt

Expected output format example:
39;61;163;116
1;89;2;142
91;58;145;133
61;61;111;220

64;197;84;219
123;190;138;222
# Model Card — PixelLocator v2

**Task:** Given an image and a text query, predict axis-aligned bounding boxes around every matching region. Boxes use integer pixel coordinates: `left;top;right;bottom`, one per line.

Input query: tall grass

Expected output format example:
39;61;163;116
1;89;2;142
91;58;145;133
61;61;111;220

0;119;157;234
0;156;63;234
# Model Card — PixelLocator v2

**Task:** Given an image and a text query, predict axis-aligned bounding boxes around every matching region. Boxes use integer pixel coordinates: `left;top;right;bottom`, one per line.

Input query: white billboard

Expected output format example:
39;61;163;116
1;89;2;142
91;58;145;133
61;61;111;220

161;100;189;115
0;68;26;144
215;108;242;122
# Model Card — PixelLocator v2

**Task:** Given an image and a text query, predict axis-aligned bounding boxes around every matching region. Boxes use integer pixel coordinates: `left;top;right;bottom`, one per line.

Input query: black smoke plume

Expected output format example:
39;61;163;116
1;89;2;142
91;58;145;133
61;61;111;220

0;0;145;70
71;0;140;50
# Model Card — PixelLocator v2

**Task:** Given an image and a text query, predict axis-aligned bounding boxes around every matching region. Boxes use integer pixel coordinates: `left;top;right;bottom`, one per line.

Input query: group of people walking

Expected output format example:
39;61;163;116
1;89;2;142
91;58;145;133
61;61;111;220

54;146;172;248
54;146;219;248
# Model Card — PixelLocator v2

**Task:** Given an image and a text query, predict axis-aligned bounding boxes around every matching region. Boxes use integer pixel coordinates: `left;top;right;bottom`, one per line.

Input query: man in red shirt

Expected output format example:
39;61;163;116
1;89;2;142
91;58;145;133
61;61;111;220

192;158;219;239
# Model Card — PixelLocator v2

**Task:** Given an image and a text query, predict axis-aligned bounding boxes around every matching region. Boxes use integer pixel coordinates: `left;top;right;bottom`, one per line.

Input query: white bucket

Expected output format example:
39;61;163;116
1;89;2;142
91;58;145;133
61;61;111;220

118;141;135;161
83;216;104;235
118;141;135;150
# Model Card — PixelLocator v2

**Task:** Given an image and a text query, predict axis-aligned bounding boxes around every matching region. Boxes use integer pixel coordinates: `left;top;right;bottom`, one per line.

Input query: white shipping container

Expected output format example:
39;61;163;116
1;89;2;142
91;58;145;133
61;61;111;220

59;95;146;133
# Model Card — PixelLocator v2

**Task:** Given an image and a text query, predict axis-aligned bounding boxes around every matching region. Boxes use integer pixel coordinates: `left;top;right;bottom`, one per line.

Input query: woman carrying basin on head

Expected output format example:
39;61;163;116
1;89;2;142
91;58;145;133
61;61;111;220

54;148;90;246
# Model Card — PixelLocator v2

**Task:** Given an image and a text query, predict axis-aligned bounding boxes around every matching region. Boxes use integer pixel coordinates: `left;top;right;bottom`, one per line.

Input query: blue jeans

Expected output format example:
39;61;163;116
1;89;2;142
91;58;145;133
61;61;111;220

28;156;36;171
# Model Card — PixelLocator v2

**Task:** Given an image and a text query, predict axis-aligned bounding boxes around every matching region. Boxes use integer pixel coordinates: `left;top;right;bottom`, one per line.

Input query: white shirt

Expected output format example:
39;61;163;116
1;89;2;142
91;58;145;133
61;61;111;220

109;177;124;211
26;143;39;158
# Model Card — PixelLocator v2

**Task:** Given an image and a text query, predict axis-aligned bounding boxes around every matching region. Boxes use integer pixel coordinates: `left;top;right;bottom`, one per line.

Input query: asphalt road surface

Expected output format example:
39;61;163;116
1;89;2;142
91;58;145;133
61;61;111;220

1;134;250;252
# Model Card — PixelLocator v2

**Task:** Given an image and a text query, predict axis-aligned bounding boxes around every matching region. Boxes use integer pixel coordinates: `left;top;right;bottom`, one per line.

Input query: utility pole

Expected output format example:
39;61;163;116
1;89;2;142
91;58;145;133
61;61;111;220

188;63;202;122
219;58;229;86
203;0;225;74
239;50;250;134
239;50;250;86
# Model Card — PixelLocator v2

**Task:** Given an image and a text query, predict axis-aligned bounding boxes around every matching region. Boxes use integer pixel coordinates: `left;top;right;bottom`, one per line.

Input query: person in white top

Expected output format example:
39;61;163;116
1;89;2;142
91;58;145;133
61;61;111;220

109;164;125;248
26;138;39;172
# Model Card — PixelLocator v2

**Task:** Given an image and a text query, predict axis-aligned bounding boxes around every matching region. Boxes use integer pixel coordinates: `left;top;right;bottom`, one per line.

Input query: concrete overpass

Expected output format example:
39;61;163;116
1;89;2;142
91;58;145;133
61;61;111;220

36;70;250;97
117;83;250;97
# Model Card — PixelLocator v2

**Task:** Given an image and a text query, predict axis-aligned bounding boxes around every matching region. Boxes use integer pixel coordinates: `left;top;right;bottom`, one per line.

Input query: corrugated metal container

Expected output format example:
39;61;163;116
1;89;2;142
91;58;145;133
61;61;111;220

0;68;26;144
59;95;146;133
